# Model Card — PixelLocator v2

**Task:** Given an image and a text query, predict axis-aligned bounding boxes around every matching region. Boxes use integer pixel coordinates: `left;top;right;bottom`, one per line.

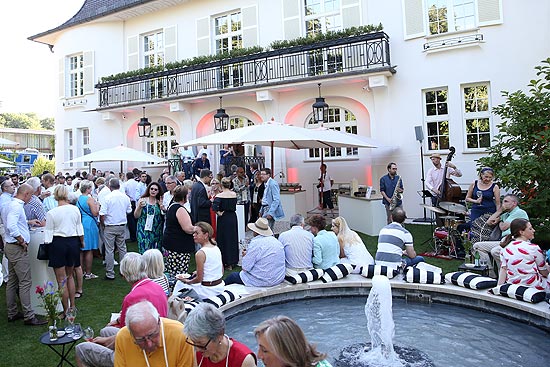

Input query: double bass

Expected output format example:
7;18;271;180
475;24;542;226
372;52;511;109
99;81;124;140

437;146;462;205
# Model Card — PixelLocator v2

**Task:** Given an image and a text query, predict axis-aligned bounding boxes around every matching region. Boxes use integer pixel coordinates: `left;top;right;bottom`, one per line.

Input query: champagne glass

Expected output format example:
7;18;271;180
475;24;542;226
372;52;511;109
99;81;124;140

476;191;482;200
72;323;82;340
84;326;95;342
65;308;76;336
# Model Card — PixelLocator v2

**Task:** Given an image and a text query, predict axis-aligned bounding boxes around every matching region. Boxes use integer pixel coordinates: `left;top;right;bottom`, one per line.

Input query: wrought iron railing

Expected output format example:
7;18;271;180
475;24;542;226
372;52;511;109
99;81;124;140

167;156;265;175
97;32;392;108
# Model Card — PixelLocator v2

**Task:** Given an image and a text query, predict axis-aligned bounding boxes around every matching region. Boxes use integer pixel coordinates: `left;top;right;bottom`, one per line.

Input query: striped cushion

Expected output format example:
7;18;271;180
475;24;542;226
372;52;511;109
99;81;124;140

445;271;497;290
203;290;239;308
320;263;354;283
404;268;444;284
285;269;324;284
360;264;398;279
491;283;546;303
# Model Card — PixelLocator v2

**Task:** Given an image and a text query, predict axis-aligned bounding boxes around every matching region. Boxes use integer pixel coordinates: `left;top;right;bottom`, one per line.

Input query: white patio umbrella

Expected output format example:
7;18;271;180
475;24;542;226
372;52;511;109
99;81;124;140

0;137;19;146
66;145;166;172
0;161;15;169
178;121;377;170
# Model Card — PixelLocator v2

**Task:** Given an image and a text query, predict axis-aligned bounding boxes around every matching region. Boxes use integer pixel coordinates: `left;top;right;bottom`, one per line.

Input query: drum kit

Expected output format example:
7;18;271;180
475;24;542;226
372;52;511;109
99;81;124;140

420;201;468;258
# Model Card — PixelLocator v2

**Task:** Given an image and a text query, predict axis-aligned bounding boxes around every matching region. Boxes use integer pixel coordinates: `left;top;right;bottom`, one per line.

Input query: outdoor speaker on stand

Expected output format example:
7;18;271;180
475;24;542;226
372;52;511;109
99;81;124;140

413;126;433;223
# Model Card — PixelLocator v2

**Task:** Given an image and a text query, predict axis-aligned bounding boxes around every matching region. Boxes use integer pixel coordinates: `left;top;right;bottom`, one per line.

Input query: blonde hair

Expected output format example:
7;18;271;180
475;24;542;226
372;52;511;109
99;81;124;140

254;316;326;367
332;216;364;248
54;184;70;201
142;249;165;279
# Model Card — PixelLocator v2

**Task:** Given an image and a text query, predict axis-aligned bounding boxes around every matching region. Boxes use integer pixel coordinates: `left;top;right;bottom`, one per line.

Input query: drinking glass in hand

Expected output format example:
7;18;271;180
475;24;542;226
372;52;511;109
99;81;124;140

476;191;482;200
84;326;94;342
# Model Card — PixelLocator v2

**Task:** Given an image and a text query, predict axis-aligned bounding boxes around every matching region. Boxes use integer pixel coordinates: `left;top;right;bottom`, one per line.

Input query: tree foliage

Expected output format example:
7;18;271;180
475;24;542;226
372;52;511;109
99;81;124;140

31;157;56;177
478;58;550;238
40;117;55;130
0;112;53;130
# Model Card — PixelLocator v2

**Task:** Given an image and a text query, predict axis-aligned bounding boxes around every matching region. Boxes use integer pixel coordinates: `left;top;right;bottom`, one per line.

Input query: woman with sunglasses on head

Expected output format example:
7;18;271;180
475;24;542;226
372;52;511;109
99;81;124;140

184;303;256;367
134;182;164;254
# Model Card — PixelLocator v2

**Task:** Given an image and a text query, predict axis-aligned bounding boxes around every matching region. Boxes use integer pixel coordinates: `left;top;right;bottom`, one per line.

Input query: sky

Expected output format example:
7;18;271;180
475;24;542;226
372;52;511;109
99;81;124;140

0;0;85;118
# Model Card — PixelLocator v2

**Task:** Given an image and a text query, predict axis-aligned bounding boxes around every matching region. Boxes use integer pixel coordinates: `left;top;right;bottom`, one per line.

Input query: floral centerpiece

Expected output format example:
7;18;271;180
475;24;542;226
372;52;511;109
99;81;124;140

35;281;63;325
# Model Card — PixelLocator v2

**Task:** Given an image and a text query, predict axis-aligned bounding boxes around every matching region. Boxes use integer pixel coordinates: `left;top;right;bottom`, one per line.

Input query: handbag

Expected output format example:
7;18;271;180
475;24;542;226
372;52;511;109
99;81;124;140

489;225;502;241
37;243;49;261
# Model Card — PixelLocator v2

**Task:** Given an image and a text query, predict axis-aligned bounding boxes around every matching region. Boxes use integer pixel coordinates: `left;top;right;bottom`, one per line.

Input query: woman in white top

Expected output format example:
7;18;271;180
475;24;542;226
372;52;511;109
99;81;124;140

331;216;374;272
45;185;85;314
180;221;224;300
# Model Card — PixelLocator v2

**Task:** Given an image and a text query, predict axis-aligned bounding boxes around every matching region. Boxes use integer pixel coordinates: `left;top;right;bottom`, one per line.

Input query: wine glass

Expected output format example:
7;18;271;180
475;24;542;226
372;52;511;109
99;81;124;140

72;323;82;340
84;326;94;342
65;308;76;336
476;191;482;202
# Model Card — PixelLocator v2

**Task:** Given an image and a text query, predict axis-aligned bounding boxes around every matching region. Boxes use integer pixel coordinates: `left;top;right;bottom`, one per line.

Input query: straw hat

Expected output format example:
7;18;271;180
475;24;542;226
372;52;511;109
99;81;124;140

429;153;441;159
247;218;273;236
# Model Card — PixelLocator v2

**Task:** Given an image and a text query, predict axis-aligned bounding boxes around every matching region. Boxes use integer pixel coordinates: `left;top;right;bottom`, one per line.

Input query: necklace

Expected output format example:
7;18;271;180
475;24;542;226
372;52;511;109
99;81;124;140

198;335;231;367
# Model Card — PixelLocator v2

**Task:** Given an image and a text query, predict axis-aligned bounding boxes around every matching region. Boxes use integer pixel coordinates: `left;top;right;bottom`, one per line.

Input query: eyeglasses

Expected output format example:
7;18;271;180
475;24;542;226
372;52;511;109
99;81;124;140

186;337;212;350
132;320;160;345
166;181;176;185
150;188;159;191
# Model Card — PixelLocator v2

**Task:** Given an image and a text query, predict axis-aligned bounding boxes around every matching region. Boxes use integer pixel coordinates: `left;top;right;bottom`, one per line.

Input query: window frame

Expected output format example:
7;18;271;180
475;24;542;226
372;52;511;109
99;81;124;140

145;124;177;161
426;0;477;36
213;11;243;55
304;0;342;38
68;53;84;98
462;82;492;152
423;87;451;152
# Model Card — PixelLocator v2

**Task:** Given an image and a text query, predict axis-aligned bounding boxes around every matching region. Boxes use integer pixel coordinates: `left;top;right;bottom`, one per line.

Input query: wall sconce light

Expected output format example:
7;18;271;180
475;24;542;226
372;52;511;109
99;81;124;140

137;106;151;137
214;97;230;132
312;83;328;125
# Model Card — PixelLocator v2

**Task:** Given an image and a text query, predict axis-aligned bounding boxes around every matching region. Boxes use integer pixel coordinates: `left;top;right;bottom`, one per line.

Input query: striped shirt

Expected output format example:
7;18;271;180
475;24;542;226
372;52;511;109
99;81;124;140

375;222;413;269
24;195;46;222
241;235;285;287
279;226;314;270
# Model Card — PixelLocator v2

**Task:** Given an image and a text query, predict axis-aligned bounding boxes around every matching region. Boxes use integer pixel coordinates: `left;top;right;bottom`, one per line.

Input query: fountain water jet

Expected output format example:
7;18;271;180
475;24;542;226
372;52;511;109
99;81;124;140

336;275;433;367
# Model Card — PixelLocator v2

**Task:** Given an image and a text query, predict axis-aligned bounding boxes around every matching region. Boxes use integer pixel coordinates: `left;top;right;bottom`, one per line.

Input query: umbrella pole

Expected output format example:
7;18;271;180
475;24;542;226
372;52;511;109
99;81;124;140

120;160;123;175
319;149;325;209
270;141;274;178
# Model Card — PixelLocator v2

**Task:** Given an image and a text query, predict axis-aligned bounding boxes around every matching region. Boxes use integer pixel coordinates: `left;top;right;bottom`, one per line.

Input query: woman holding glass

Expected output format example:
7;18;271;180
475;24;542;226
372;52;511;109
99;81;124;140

464;167;500;224
134;182;164;254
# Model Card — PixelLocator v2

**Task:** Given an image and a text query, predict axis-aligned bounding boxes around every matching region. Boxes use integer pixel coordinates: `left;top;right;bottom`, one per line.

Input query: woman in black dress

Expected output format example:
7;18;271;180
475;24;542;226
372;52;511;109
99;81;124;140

162;186;195;278
212;177;239;270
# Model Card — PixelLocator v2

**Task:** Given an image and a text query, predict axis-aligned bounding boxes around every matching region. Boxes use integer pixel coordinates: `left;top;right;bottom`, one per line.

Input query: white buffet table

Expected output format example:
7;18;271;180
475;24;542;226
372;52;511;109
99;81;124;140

337;194;387;236
280;190;307;221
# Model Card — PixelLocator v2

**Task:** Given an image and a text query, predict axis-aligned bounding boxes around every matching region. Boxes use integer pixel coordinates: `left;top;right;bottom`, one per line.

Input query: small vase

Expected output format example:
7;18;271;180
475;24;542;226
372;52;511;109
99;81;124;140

49;320;58;342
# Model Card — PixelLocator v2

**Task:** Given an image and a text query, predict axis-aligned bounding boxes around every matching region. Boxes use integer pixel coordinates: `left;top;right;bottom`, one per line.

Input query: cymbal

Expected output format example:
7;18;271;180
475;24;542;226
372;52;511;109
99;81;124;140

420;203;446;214
440;215;459;220
438;201;467;213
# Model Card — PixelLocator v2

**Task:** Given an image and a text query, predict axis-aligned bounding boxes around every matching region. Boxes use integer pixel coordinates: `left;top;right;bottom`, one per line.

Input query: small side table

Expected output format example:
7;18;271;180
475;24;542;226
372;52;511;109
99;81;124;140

39;331;80;367
458;263;490;277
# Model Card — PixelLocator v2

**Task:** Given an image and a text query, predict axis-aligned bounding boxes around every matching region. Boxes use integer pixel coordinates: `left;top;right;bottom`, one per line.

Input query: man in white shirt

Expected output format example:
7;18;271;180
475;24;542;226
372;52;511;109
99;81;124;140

426;152;462;205
2;184;45;325
41;173;58;212
161;175;177;213
136;172;148;199
123;172;139;242
0;178;16;282
278;214;314;276
99;179;132;280
179;146;195;179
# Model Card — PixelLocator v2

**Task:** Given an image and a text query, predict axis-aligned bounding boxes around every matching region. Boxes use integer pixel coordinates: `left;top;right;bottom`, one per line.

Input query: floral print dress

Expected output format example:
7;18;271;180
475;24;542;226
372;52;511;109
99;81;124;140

136;202;164;254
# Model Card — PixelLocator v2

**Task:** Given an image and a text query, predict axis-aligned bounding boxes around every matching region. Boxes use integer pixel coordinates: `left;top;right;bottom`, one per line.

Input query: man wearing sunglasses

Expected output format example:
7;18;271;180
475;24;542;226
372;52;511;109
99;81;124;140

114;300;193;367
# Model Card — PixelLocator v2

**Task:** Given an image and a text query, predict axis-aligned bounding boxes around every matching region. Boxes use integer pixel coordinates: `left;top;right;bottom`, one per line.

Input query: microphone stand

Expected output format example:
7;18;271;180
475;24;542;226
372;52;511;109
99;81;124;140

413;140;432;223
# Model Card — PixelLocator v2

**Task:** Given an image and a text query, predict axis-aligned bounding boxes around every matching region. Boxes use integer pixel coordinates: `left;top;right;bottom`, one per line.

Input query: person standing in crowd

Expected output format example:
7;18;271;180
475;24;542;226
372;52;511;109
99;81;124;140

213;177;239;270
135;171;149;199
41;173;58;212
100;179;132;280
196;145;213;163
249;168;263;224
193;153;211;178
219;145;234;177
179;145;196;179
426;153;462;205
380;162;404;224
134;182;164;254
190;169;213;224
76;180;100;280
124;172;139;242
307;214;339;270
278;214;314;276
225;218;285;287
3;184;46;325
375;207;424;270
233;166;250;229
23;177;46;227
45;185;85;314
163;186;195;278
318;164;334;217
160;175;178;214
260;168;284;230
177;221;225;299
184;303;257;367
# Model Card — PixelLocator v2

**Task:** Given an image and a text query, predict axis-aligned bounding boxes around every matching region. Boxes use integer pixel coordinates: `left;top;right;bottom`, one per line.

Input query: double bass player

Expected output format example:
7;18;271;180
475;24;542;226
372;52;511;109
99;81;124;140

426;152;462;207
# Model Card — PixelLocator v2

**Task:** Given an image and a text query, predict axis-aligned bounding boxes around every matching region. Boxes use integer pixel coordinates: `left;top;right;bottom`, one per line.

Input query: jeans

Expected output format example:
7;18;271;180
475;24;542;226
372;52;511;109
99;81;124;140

404;256;425;268
224;272;244;285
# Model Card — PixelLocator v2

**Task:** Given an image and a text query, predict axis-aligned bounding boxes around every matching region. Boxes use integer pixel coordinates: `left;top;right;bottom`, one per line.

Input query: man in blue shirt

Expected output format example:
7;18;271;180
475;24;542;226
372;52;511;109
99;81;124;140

380;162;403;224
308;214;339;269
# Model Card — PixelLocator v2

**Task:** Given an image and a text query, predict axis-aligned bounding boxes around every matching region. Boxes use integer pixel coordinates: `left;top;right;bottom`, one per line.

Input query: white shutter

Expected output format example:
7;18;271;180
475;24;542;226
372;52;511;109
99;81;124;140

242;5;258;47
402;0;425;40
196;17;210;56
127;35;139;70
342;0;361;28
477;0;502;26
283;0;301;40
82;51;94;95
164;25;177;63
58;57;65;98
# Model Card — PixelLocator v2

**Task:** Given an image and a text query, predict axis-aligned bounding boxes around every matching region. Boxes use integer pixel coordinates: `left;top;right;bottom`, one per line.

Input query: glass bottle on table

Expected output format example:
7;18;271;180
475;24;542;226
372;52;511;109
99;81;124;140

474;251;480;267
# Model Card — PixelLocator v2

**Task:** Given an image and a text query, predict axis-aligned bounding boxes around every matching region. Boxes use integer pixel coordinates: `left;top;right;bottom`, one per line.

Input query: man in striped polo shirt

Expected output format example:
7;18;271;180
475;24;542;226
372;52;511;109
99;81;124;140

375;207;424;270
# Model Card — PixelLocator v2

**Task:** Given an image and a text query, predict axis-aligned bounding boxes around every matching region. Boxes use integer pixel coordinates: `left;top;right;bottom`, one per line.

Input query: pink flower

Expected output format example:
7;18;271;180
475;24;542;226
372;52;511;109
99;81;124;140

35;285;44;295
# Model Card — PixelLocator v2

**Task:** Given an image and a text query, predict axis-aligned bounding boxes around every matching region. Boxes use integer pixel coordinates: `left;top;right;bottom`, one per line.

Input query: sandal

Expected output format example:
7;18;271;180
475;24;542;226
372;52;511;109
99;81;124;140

75;291;83;299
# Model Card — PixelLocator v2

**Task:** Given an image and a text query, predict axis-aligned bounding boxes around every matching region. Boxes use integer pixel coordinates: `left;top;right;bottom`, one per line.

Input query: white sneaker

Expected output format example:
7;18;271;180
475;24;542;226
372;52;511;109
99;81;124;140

114;260;119;266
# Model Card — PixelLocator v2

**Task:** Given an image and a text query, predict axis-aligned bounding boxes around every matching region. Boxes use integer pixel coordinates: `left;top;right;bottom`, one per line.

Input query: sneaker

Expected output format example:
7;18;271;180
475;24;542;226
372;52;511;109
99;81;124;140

114;260;119;266
24;316;48;326
104;275;115;281
85;273;99;280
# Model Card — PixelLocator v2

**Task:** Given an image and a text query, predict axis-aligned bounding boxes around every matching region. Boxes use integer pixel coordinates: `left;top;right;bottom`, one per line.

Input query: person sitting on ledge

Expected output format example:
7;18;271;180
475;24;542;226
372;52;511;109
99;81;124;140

307;214;339;270
497;218;549;291
225;218;285;287
375;207;424;271
331;216;374;272
278;214;315;276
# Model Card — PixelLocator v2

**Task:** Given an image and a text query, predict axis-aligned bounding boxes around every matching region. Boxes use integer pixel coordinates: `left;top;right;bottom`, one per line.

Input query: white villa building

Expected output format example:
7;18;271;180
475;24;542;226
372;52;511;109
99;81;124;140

29;0;550;219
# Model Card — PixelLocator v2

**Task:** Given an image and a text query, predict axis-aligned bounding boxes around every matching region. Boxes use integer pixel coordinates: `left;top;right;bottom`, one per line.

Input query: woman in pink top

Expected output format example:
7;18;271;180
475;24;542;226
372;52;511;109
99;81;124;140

498;218;550;291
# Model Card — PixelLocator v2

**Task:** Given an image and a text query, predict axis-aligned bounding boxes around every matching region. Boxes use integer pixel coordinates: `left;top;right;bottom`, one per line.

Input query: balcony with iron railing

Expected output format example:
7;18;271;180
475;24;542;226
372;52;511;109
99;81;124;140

96;32;394;109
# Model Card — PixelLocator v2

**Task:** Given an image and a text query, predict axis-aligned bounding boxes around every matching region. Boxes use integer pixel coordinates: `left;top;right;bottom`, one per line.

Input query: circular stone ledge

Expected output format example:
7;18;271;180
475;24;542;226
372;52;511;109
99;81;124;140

220;277;550;331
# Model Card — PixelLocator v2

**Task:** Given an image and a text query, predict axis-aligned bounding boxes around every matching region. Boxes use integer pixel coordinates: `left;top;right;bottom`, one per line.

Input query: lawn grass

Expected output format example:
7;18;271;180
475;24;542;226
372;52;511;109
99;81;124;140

0;224;461;366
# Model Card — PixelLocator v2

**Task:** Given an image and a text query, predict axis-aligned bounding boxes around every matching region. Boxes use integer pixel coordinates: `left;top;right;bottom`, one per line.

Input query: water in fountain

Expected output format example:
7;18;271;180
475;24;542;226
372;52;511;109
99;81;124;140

336;275;433;367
